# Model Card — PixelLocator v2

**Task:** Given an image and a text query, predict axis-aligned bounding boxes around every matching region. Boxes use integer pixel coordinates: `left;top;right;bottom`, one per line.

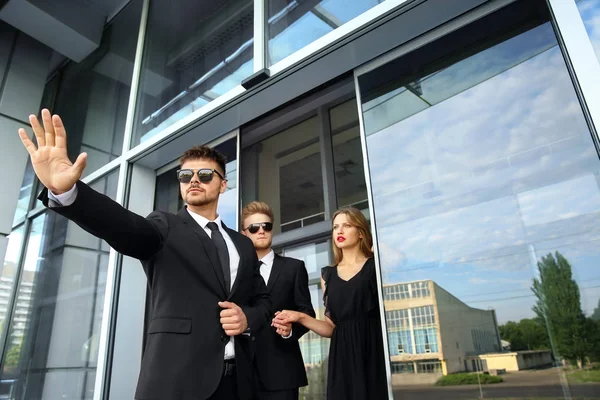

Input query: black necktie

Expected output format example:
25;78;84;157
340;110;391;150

207;222;231;293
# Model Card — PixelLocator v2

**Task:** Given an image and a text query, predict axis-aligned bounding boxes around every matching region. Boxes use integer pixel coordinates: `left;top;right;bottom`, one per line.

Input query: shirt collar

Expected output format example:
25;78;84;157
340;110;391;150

260;250;275;265
186;208;222;230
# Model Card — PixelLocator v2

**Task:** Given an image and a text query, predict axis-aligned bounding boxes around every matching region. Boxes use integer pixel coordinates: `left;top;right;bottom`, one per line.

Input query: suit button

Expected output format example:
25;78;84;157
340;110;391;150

251;336;255;342
221;335;228;343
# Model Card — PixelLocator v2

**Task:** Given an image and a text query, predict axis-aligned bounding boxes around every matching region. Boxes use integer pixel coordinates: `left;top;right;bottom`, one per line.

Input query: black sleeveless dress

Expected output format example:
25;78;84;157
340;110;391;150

321;258;388;400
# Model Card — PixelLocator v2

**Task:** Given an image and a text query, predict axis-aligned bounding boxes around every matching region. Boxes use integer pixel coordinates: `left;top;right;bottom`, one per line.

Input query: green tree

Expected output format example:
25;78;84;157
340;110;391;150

591;298;600;321
4;341;21;371
499;318;550;351
299;359;328;400
532;252;590;368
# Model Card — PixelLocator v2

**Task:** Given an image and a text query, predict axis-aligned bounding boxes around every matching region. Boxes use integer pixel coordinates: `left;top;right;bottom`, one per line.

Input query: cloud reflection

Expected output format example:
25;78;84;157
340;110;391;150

364;21;600;323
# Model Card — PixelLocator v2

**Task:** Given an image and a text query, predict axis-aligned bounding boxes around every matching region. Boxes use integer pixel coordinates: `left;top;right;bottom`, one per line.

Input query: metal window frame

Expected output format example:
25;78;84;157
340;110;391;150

268;0;413;75
254;0;267;72
546;0;600;142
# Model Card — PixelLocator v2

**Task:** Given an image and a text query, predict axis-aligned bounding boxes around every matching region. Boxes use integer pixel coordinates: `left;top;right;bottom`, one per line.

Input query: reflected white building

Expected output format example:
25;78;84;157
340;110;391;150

384;280;501;381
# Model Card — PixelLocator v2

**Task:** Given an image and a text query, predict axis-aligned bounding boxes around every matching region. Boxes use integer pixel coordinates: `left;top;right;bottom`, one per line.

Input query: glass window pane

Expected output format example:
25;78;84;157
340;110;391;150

134;0;254;145
576;0;600;64
0;172;118;399
242;117;325;234
359;2;600;396
12;161;34;224
154;138;239;228
283;240;331;276
268;0;386;66
329;99;368;211
0;226;25;346
52;0;143;178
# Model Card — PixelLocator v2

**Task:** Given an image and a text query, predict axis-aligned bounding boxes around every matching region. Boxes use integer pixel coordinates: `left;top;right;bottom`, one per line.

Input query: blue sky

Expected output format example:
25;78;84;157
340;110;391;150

364;19;600;325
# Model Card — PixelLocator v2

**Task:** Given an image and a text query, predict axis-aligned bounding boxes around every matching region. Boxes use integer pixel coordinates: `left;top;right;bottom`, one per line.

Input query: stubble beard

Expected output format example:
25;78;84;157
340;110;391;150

185;191;217;208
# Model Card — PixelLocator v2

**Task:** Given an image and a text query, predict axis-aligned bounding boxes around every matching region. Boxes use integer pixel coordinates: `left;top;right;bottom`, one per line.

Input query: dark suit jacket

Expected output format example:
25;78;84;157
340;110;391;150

253;254;315;391
40;181;272;400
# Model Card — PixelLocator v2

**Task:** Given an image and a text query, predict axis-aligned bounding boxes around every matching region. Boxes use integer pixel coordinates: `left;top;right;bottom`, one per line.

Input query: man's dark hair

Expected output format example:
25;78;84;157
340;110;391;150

179;145;227;176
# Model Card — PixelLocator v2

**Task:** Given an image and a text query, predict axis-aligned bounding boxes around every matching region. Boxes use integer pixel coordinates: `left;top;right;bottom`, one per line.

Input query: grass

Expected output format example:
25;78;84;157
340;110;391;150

435;373;503;386
567;368;600;383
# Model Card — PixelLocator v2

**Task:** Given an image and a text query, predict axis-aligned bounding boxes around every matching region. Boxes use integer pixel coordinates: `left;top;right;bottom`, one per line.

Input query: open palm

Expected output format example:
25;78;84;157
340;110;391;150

18;109;87;194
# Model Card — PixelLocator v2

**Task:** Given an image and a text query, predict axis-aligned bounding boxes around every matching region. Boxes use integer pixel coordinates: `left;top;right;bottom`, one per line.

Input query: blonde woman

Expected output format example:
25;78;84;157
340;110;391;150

272;207;387;400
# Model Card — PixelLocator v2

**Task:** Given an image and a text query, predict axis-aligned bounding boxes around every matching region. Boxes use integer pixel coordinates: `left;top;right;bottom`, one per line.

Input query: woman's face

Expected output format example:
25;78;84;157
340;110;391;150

332;213;361;250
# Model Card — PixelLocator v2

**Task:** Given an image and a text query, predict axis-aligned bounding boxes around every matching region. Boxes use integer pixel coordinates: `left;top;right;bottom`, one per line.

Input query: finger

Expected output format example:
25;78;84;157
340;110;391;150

272;322;288;330
224;329;241;336
52;114;67;148
220;309;238;318
218;301;237;309
220;316;240;325
18;129;37;156
71;152;87;177
29;114;45;147
41;109;54;146
221;324;239;331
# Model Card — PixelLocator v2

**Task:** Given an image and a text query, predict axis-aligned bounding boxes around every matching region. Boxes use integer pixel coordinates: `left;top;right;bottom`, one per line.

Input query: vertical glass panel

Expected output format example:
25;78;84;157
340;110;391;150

52;0;143;178
283;240;331;276
282;239;332;400
267;0;389;66
0;172;118;400
0;226;24;347
576;0;600;64
12;161;34;224
359;1;600;397
242;117;325;234
134;0;254;145
329;99;368;211
154;137;239;228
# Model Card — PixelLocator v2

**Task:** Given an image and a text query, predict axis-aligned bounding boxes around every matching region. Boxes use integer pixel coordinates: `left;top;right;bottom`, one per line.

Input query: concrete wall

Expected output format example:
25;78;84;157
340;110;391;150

434;283;501;374
0;21;51;259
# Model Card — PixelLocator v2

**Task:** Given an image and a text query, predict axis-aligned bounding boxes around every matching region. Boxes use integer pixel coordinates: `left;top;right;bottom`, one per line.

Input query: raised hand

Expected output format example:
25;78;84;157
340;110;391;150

18;109;87;194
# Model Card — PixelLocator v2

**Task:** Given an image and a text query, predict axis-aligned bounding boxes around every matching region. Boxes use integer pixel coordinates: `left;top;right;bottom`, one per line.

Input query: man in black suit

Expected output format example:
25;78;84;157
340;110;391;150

240;202;315;400
17;109;272;400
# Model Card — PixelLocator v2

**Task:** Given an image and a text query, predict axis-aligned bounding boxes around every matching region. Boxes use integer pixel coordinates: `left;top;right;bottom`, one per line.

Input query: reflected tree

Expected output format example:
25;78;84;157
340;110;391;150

532;252;592;368
299;359;328;400
499;318;550;351
592;299;600;321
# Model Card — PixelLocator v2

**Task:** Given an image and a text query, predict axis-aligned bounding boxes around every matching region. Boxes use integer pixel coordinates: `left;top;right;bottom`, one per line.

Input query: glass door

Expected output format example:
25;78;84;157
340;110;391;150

355;0;600;398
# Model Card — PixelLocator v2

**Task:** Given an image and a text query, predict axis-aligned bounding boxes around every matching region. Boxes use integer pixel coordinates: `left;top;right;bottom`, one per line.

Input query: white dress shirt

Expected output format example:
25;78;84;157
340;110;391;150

259;250;275;285
259;250;292;339
48;184;242;359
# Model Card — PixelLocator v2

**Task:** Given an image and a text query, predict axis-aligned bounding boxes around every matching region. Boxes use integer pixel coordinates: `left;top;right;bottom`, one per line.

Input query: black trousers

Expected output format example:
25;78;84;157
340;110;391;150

208;361;239;400
253;365;299;400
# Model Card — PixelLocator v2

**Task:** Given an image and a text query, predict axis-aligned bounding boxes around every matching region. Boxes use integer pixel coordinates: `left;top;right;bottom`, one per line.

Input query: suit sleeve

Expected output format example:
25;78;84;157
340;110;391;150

241;251;273;333
291;261;316;341
39;180;168;260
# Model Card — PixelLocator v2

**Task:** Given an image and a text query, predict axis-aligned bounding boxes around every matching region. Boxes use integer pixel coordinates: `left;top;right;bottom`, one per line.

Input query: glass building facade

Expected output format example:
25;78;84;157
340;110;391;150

1;0;599;399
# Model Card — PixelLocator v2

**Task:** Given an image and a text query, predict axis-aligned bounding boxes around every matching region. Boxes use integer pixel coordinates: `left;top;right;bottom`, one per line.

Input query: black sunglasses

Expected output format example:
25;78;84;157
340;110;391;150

244;222;273;234
176;168;226;183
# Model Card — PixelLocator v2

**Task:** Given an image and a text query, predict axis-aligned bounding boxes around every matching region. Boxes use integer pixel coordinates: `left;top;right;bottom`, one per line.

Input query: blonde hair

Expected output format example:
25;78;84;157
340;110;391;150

241;201;274;229
331;207;373;265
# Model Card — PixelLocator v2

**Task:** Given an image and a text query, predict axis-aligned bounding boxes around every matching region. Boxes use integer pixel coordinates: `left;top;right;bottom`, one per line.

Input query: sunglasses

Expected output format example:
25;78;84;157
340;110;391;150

176;168;226;183
244;222;273;234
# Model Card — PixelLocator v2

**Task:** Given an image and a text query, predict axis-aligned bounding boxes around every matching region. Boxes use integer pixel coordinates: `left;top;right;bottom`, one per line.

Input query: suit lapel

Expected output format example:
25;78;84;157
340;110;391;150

177;208;227;297
267;254;284;292
223;223;244;299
